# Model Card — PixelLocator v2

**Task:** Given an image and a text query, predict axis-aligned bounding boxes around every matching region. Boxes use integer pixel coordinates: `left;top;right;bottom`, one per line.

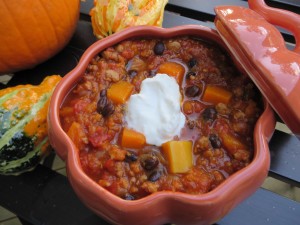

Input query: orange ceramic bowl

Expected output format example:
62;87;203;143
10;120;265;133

48;25;276;225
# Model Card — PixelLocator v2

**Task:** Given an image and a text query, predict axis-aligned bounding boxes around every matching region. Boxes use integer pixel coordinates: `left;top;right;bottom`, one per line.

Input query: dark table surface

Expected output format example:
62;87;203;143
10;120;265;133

0;0;300;225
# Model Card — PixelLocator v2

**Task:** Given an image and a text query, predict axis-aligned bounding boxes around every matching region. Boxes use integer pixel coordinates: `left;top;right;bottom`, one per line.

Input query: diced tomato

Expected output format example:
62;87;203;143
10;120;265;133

121;50;135;59
104;159;116;174
89;127;109;147
73;99;89;114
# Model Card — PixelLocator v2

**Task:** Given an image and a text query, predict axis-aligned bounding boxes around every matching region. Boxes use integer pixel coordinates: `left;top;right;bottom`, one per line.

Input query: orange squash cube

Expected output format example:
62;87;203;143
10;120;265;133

107;81;134;104
202;85;232;105
220;132;247;155
157;61;185;85
121;128;146;149
162;140;193;173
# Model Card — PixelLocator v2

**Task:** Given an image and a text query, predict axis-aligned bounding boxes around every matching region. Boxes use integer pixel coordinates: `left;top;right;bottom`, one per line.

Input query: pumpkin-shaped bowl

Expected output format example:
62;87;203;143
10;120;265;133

48;25;276;225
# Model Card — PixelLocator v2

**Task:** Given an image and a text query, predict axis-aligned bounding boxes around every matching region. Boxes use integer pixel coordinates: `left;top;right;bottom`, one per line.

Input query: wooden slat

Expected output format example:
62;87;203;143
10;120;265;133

267;0;300;11
0;165;299;225
163;11;215;28
7;47;82;87
80;0;94;16
0;165;107;225
271;0;300;6
269;130;300;187
168;0;300;16
0;206;16;222
7;1;299;188
167;0;248;17
81;0;300;17
217;188;300;225
1;1;299;225
80;0;296;45
68;20;97;50
167;0;295;43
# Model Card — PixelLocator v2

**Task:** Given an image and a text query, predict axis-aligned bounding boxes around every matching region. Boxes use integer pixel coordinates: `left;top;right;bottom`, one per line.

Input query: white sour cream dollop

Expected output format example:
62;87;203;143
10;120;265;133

125;74;185;146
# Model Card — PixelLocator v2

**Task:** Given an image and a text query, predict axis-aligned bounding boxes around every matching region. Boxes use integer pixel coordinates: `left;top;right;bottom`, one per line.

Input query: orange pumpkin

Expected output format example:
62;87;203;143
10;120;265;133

90;0;168;39
0;0;80;75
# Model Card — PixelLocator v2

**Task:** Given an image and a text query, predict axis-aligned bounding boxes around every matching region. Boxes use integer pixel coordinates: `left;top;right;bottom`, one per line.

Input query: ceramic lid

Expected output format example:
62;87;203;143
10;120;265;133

214;0;300;139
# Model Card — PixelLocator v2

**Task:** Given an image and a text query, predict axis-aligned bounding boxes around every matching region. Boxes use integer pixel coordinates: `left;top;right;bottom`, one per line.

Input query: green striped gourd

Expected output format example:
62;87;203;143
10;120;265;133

0;75;61;175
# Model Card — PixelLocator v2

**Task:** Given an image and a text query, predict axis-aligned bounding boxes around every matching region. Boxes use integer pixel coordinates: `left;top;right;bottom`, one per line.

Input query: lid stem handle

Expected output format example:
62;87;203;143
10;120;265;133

248;0;300;53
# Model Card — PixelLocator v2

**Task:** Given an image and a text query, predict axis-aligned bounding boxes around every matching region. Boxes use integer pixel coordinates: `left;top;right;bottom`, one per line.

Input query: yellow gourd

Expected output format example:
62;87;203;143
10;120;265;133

0;75;62;175
90;0;168;39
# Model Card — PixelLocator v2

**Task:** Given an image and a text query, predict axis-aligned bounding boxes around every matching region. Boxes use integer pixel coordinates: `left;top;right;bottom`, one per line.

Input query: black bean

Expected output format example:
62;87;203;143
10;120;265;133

154;41;165;55
148;70;156;77
185;85;200;97
140;155;159;171
202;107;217;121
123;194;135;200
188;58;197;68
186;71;196;80
148;170;161;182
125;151;138;162
97;89;114;117
100;89;107;97
209;134;221;148
128;70;138;78
97;97;107;114
101;102;115;117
